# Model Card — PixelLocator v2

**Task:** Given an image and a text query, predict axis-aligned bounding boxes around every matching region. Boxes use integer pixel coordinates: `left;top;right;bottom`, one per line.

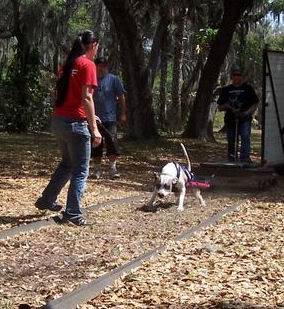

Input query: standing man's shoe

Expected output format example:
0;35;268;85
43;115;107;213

94;169;102;179
240;158;254;167
110;169;120;179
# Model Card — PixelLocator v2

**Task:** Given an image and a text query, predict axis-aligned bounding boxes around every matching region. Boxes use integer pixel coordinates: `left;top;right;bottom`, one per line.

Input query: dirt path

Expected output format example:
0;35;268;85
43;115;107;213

0;132;278;308
0;191;244;308
0;177;137;231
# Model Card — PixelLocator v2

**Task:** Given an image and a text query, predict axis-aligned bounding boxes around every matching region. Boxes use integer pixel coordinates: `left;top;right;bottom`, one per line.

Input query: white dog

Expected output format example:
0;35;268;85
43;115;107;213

148;143;206;211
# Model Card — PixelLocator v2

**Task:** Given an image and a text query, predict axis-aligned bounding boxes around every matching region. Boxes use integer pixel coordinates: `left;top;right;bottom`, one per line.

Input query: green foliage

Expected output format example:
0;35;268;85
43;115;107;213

268;32;284;50
196;28;218;46
0;0;95;132
233;21;284;90
0;49;54;132
269;0;284;14
68;4;94;37
0;0;283;135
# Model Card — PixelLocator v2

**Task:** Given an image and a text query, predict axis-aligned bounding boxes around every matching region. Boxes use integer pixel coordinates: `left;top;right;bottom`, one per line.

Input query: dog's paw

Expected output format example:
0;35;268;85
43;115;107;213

177;207;184;212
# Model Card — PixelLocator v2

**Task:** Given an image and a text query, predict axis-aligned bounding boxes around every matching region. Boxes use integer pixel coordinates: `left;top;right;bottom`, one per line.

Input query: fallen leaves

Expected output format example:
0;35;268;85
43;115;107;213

86;198;284;308
0;191;236;307
1;133;283;308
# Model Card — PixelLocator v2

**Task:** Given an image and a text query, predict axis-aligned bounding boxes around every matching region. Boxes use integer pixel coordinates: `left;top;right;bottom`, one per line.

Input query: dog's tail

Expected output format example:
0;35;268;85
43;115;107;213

180;143;191;170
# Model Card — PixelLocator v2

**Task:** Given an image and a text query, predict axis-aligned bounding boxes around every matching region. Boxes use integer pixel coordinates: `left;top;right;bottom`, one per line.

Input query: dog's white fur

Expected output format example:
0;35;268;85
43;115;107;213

148;143;206;211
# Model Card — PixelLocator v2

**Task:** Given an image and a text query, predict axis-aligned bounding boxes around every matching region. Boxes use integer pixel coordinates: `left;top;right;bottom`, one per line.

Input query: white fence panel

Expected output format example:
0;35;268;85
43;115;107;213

263;50;284;166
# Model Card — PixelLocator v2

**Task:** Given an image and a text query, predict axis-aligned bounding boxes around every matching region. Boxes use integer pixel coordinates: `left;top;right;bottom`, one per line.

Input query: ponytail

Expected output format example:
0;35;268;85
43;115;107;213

55;30;97;107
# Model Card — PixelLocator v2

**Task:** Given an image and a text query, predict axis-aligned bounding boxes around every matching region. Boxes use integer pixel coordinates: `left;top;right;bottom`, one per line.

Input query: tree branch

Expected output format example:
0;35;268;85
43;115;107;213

147;11;171;87
0;31;14;39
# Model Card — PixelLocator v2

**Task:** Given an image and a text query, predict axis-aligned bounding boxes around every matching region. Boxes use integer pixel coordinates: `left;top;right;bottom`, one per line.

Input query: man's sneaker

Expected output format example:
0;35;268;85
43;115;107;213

228;155;237;163
240;158;254;166
94;170;102;179
35;199;62;212
111;169;120;179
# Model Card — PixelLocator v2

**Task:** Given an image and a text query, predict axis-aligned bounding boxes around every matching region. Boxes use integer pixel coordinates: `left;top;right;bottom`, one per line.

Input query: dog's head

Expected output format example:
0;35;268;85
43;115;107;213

154;172;178;198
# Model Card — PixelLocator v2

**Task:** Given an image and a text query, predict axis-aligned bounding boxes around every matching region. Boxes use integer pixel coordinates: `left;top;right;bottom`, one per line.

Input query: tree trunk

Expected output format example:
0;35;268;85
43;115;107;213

183;0;253;139
11;0;32;131
103;0;158;139
207;101;218;141
238;22;247;69
170;15;185;130
159;25;169;129
148;11;171;87
180;52;205;124
108;21;120;73
93;0;106;40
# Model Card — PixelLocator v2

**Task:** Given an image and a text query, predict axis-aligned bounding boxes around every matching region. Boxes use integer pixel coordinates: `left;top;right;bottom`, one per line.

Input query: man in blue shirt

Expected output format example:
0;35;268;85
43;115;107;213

92;57;127;178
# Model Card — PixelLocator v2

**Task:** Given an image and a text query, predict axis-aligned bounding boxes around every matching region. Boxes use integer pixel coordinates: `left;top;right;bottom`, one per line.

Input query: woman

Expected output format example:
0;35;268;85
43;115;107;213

35;30;102;226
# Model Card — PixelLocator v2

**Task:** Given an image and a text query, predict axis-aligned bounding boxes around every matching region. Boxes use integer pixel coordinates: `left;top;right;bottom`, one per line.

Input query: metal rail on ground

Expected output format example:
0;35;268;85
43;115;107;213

43;204;239;309
0;195;144;240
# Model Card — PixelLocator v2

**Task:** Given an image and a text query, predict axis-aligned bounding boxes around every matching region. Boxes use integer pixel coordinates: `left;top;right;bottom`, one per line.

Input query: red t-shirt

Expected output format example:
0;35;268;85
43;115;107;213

55;55;97;119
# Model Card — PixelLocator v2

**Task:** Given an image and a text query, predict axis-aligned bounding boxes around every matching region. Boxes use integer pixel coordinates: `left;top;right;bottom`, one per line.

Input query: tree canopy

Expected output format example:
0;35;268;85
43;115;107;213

0;0;283;137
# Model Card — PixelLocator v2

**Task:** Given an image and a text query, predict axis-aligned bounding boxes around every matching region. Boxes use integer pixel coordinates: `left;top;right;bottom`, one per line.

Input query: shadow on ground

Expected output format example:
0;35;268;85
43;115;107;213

0;213;47;226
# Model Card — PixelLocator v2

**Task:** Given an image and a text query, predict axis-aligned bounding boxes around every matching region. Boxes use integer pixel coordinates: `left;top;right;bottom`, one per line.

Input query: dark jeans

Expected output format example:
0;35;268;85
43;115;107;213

92;121;120;158
37;116;91;219
227;120;252;162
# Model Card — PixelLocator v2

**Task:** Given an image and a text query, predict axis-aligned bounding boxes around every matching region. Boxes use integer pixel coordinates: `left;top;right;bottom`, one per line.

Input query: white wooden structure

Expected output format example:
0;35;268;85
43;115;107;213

262;49;284;166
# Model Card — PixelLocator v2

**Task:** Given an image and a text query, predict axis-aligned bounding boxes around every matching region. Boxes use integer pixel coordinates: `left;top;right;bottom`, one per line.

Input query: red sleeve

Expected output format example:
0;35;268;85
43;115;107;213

80;60;97;88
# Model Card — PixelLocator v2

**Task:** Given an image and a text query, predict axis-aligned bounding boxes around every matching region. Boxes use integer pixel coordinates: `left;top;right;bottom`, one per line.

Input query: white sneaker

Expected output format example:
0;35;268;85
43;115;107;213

111;169;120;179
94;170;102;179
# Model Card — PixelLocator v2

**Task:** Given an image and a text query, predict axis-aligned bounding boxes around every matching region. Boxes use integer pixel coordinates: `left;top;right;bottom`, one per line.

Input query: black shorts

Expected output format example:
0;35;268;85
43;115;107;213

91;121;120;158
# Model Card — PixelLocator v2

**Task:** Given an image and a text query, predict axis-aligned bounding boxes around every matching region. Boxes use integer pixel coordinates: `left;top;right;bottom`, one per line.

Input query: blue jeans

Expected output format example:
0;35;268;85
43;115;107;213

227;120;251;162
38;116;91;218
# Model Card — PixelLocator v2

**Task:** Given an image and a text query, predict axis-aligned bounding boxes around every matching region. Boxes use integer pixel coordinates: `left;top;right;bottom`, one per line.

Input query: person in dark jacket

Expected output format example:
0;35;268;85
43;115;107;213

218;67;259;163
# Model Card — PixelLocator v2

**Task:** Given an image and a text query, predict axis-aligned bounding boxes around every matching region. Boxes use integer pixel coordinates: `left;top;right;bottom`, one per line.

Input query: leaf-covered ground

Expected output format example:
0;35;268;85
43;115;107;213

85;190;284;308
0;132;261;229
0;131;282;308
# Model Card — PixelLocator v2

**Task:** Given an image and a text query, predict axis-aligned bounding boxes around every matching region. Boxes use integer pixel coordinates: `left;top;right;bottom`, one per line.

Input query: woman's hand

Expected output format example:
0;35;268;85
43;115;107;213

92;127;102;147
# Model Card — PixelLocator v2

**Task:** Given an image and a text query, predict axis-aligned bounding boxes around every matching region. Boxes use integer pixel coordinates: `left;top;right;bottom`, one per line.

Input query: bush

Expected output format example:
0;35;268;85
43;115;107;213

0;49;55;132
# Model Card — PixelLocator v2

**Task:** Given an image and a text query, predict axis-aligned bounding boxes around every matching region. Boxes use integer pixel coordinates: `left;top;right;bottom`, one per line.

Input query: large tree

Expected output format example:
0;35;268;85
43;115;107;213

183;0;255;139
102;0;173;138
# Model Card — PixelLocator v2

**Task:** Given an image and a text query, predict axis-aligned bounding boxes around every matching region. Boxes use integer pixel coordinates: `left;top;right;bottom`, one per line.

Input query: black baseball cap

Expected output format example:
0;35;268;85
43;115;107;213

231;65;242;75
95;57;108;65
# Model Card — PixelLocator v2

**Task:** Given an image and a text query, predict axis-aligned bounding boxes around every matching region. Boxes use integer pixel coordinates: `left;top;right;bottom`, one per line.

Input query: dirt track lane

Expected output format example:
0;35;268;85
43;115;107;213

0;192;241;308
